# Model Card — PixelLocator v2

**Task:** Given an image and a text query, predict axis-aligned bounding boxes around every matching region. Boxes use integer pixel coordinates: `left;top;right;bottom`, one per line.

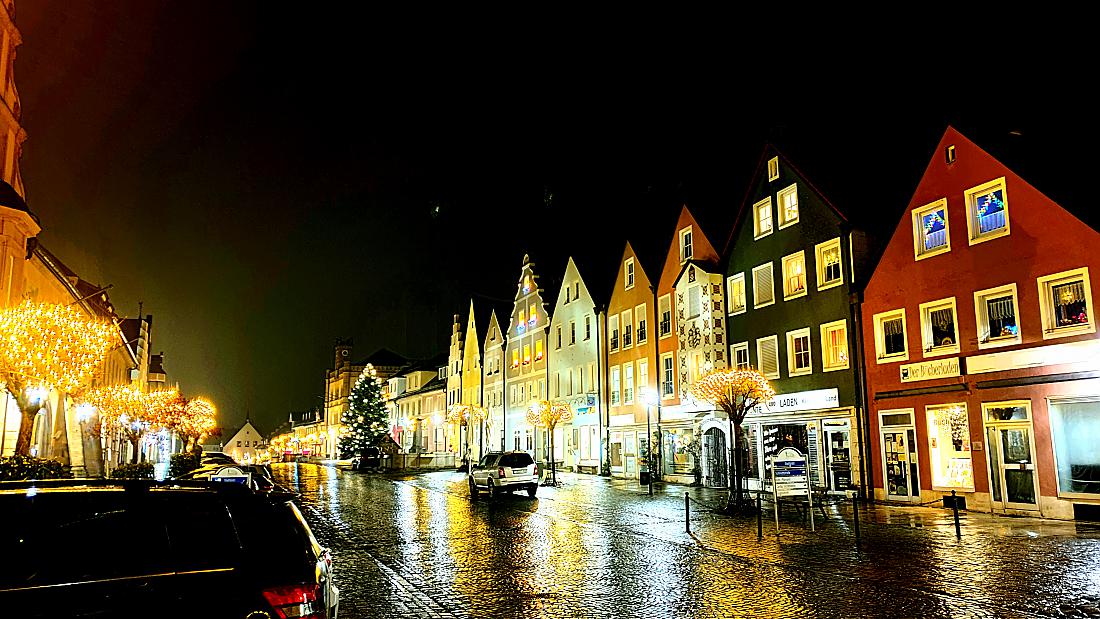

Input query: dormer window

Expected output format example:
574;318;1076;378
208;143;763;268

767;156;779;182
679;227;693;263
438;368;446;380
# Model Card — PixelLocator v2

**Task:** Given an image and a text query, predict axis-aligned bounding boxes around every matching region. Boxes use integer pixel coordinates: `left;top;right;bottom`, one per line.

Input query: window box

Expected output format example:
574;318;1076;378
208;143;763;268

777;183;799;229
781;251;807;300
965;177;1010;245
974;283;1021;349
1038;267;1095;339
873;309;909;363
815;237;843;291
912;198;951;261
727;273;747;315
820;319;849;371
919;297;960;357
753;197;773;239
756;335;780;379
752;262;775;308
786;328;812;377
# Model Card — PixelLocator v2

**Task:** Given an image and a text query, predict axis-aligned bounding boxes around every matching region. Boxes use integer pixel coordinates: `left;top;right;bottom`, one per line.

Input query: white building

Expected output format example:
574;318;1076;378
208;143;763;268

504;255;550;460
223;419;268;464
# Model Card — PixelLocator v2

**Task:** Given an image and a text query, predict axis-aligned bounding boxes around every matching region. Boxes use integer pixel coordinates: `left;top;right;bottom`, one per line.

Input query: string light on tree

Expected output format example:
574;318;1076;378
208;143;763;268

339;365;388;459
527;400;573;486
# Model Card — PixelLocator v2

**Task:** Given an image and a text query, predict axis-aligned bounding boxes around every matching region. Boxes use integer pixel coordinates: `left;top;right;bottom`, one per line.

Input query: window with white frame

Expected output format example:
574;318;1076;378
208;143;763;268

767;156;779;182
786;328;812;376
622;309;633;348
609;315;620;352
752;262;775;308
625;258;635;290
756;335;780;379
782;251;807;300
965;177;1010;244
919;297;960;356
973;283;1021;348
912;198;950;260
687;285;702;319
753;197;773;239
680;227;693;263
661;353;675;397
732;341;750;370
624;362;635;404
815;237;843;290
659;294;672;337
820;319;849;371
1038;267;1095;338
727;273;746;315
638;359;649;397
570;320;577;345
873;309;909;362
610;366;621;405
584;315;592;340
636;304;647;343
556;326;562;350
777;183;799;228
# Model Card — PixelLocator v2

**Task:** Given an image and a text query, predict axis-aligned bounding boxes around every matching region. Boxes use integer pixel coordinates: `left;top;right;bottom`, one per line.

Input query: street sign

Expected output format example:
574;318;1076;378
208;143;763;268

770;447;814;533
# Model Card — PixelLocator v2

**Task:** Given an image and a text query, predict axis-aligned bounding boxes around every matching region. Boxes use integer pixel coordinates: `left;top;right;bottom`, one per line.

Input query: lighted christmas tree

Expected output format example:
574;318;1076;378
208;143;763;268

339;365;388;458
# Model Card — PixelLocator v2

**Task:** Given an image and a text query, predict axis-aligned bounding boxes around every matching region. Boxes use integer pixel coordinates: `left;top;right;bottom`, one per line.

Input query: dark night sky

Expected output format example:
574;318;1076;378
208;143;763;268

11;3;1089;432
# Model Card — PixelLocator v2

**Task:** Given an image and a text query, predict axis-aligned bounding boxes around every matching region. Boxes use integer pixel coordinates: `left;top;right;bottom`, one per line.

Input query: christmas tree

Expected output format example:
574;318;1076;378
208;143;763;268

339;365;388;458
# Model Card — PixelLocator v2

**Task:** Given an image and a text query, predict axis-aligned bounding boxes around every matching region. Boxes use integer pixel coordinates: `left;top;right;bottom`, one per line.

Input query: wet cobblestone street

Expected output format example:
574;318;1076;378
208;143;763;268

273;463;1100;618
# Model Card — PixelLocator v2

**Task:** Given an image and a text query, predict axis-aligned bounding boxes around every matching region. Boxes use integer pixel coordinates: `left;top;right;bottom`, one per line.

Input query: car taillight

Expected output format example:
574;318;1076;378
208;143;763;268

262;583;325;619
533;463;539;476
498;467;505;478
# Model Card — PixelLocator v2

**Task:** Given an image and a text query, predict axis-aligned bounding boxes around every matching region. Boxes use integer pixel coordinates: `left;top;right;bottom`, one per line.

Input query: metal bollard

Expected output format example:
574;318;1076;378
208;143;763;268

852;492;861;543
757;492;763;540
685;492;691;534
951;490;961;539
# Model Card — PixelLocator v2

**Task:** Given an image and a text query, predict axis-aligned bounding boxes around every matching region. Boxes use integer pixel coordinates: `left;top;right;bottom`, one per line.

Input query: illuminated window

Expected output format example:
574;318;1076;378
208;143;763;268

732;341;750;370
523;344;531;365
679;227;693;263
517;309;526;334
535;340;544;362
625;258;635;290
767;156;779;182
974;283;1021;349
610;366;621;406
820;319;849;371
926;403;974;491
727;273;746;315
609;315;620;352
786;328;812;377
873;309;908;363
753;197;773;239
919;297;959;356
815;238;843;290
912;198;950;260
782;251;807;300
756;335;780;379
635;304;647;343
777;183;799;228
511;349;519;368
1038;267;1095;339
528;306;537;327
638;359;648;395
965;177;1010;244
752;262;774;308
659;295;672;337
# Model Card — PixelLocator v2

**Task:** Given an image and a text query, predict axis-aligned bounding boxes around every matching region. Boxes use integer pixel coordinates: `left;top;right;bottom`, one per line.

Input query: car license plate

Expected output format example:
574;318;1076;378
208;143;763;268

512;468;527;475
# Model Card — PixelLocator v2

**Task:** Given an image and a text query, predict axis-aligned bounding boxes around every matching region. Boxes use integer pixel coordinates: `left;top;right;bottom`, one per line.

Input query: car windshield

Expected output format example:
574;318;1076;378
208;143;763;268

499;453;533;468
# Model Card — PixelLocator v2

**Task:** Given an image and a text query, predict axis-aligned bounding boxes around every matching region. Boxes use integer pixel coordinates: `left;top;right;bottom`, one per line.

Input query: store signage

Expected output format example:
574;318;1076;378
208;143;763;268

771;448;808;497
967;339;1100;374
900;358;961;383
754;388;839;414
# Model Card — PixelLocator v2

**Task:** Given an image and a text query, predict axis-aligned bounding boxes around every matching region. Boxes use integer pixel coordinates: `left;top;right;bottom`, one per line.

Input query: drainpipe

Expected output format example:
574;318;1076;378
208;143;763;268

848;239;874;501
652;282;663;480
596;304;609;476
501;340;508;451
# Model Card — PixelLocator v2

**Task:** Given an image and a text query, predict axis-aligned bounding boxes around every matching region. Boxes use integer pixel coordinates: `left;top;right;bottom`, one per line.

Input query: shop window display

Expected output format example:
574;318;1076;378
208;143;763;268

1049;400;1100;496
926;404;974;490
662;429;696;477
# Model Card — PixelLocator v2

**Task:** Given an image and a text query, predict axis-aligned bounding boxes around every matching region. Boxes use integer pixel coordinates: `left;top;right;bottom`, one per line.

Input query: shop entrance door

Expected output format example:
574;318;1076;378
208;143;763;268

983;401;1039;512
823;419;852;492
880;410;920;503
703;427;728;488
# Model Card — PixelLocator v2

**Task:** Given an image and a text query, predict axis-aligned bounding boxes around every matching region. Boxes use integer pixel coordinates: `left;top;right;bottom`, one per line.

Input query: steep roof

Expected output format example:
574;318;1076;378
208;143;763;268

356;347;408;368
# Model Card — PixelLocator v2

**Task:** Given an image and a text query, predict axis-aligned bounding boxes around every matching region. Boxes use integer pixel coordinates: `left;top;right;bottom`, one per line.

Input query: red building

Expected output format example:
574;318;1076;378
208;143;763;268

863;127;1100;520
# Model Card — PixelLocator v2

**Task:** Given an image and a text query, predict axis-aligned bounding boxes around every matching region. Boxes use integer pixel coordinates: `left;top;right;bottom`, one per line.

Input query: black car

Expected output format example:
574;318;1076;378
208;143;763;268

0;479;339;618
352;446;382;471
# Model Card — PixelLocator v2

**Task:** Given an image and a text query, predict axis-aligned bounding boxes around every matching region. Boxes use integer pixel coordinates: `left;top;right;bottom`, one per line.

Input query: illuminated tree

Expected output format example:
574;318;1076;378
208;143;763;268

690;369;775;512
448;403;487;468
84;386;178;463
527;400;573;486
339;365;387;459
0;301;116;456
163;395;218;453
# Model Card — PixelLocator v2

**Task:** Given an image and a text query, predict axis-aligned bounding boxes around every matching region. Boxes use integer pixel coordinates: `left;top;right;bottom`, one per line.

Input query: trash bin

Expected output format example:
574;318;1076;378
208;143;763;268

639;471;651;486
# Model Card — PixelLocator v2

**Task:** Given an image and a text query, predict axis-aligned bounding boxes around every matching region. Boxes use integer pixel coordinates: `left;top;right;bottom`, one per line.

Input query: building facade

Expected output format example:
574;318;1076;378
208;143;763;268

864;127;1100;520
725;148;870;496
387;356;454;468
504;255;550;460
323;342;406;459
223;419;268;464
482;309;507;452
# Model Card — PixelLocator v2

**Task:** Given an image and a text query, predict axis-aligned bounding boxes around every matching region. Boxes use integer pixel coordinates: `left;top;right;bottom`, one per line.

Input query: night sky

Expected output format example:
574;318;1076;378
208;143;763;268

12;2;1088;432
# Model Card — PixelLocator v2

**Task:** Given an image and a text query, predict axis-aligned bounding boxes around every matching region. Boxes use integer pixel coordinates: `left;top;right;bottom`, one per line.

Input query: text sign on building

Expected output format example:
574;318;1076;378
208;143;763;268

754;388;839;415
899;357;961;383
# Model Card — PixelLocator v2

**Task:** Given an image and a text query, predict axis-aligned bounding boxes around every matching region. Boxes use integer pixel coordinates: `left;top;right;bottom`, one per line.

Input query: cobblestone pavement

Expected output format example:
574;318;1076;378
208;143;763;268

272;463;1100;619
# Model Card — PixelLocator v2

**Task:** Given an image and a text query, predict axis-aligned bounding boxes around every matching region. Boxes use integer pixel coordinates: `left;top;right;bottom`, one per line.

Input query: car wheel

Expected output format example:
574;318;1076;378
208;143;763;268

469;477;479;500
527;484;537;498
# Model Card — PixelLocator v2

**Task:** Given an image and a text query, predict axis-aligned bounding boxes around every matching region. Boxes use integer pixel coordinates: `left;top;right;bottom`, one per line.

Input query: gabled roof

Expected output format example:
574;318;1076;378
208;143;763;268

465;298;498;349
568;244;622;309
672;258;721;288
356;347;408;368
389;352;449;379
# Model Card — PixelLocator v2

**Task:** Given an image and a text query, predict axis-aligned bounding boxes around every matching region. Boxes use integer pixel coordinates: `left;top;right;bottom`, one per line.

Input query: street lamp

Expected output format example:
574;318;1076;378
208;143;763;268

640;387;658;496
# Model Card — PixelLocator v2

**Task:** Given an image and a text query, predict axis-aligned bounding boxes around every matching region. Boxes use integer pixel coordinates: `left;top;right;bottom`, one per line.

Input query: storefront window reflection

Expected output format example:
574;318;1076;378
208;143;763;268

926;404;974;490
1049;399;1100;496
662;429;695;476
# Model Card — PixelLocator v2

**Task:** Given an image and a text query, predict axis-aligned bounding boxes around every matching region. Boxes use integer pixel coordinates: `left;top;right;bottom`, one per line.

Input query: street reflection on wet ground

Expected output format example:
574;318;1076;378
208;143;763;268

273;463;1100;618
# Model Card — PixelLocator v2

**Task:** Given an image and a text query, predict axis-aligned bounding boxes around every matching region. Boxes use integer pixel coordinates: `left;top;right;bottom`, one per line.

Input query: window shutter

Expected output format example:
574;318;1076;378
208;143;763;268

754;265;774;305
760;338;778;376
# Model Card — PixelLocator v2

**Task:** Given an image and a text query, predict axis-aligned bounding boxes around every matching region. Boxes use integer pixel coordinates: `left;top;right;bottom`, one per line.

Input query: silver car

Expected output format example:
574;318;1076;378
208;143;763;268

469;451;539;499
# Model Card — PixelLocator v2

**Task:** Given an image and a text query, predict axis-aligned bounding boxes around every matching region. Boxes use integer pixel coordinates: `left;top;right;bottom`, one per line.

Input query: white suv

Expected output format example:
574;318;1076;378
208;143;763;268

469;451;539;499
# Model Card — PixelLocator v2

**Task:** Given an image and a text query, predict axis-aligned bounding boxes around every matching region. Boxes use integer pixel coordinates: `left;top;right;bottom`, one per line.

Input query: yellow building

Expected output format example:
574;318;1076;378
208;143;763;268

322;340;405;459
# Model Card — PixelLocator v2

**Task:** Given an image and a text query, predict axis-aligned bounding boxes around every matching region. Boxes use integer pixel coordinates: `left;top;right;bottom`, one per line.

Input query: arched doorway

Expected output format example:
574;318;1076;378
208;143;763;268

703;427;728;488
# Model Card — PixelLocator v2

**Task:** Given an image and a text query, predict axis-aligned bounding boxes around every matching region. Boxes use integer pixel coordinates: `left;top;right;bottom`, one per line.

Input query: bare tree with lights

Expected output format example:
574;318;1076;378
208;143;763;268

84;386;179;464
0;301;116;456
527;400;573;486
163;395;218;454
690;369;775;512
448;403;487;470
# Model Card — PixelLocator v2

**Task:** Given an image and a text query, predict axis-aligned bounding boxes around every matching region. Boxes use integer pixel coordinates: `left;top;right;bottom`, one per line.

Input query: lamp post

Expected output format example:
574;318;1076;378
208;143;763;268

641;388;657;496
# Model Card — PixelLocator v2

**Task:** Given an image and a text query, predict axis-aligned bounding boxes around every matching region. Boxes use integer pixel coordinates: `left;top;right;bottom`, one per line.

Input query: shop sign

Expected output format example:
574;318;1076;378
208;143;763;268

771;448;808;497
900;357;960;383
967;339;1100;374
754;388;839;414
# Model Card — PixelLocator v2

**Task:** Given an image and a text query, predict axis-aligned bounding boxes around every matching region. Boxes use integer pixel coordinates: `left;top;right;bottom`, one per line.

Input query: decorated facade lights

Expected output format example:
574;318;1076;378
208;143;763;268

689;369;775;513
0;300;116;455
526;400;573;486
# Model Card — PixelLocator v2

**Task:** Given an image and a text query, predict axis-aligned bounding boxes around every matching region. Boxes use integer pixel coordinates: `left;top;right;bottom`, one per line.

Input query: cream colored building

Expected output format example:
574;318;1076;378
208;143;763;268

505;255;550;460
482;309;507;452
386;355;453;468
323;341;405;459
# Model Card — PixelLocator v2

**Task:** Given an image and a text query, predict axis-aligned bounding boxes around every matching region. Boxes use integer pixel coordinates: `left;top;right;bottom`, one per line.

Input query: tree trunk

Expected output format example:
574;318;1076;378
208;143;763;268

130;435;141;464
550;425;556;485
14;404;37;456
50;396;70;466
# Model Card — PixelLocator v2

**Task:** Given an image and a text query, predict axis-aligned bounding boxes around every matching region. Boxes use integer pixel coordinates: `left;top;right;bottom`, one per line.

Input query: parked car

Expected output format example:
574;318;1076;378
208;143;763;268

176;463;278;493
200;451;237;466
469;451;539;499
0;479;338;618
